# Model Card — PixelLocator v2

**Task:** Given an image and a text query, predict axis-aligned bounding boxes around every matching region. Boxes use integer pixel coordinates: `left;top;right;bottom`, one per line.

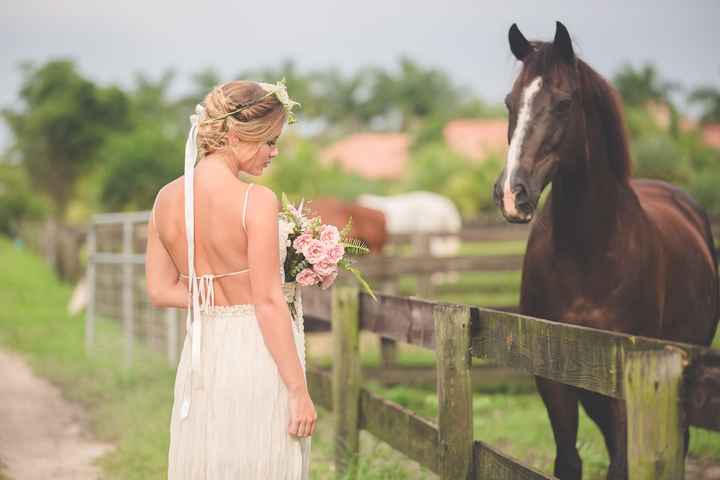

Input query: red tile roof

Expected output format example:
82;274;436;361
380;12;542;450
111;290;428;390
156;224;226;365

702;124;720;150
319;133;410;180
443;119;508;161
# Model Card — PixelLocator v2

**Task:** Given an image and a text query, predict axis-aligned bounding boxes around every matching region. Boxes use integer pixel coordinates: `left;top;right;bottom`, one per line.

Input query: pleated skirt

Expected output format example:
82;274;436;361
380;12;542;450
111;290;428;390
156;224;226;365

167;304;311;479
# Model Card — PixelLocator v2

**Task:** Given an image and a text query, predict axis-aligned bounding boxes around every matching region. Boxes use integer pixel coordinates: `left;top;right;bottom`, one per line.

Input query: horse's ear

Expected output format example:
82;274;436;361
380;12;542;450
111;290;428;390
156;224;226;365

553;21;575;64
509;23;531;61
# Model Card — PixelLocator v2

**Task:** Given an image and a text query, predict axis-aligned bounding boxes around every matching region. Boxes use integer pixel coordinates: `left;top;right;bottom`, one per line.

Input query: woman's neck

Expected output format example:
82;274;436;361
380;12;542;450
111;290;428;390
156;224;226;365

202;150;242;177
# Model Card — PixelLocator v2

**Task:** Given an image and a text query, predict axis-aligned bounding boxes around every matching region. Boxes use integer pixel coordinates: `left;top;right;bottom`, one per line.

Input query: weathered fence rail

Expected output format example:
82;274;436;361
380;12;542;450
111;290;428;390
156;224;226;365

303;286;720;479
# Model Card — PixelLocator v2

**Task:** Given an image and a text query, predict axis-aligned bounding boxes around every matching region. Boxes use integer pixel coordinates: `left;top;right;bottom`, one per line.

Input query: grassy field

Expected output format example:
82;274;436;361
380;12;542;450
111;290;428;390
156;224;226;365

1;236;718;479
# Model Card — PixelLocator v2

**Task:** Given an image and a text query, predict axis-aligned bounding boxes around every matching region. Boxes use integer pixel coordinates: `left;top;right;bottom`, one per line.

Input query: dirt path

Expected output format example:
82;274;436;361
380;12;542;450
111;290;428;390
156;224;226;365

0;348;114;480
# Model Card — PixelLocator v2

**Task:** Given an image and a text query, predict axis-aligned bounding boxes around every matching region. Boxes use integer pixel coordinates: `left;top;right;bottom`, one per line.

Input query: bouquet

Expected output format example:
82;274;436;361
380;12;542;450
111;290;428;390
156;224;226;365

279;193;376;302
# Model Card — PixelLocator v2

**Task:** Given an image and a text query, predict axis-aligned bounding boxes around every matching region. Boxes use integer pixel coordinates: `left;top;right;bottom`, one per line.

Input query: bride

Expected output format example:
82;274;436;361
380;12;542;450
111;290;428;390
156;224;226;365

144;79;314;479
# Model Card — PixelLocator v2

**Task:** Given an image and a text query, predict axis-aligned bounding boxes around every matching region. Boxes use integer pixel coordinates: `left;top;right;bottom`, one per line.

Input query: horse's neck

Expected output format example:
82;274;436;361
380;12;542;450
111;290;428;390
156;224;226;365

550;132;627;259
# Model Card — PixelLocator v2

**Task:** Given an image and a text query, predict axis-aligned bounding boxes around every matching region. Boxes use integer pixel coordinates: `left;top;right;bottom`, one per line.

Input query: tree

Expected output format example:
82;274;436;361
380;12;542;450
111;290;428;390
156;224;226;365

0;162;46;237
2;59;129;218
372;57;461;130
1;59;129;277
613;64;678;107
689;85;720;124
99;125;183;211
98;71;187;211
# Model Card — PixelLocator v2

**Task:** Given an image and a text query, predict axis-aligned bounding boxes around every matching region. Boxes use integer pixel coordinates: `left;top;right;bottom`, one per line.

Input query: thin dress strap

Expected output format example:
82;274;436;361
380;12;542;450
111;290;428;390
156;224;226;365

242;183;254;232
151;188;162;230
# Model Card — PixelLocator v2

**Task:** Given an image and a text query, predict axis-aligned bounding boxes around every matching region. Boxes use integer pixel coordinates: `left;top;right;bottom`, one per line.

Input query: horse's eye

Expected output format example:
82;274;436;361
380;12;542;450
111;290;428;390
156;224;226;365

554;98;572;114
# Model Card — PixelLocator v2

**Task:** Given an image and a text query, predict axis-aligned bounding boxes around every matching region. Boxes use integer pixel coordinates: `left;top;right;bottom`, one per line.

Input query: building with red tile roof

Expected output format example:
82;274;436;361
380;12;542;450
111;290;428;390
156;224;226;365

442;118;508;162
319;133;410;180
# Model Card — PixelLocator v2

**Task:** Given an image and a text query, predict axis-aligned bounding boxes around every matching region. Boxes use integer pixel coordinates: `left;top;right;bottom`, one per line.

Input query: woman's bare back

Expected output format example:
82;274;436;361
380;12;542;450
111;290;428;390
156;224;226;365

153;161;256;305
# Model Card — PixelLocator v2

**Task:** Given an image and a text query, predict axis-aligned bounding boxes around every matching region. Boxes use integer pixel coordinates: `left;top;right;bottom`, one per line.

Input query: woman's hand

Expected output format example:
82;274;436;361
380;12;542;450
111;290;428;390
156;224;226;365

288;387;317;438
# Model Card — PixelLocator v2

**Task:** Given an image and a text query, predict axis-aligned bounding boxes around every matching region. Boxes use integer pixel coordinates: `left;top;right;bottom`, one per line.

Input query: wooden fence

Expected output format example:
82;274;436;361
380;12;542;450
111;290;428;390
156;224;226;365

83;210;533;367
303;286;720;480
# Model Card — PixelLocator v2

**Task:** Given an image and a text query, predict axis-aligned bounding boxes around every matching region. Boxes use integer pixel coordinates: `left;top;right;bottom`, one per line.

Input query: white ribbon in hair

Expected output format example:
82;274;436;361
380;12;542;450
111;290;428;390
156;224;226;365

180;104;206;420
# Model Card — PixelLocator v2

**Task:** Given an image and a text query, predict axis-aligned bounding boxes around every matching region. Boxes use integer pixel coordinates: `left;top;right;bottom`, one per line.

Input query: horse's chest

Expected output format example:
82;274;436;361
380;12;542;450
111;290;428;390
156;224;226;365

522;249;658;331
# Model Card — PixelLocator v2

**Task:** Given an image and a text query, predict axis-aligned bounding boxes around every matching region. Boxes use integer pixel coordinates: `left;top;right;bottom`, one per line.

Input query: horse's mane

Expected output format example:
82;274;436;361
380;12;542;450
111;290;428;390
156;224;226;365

521;42;633;182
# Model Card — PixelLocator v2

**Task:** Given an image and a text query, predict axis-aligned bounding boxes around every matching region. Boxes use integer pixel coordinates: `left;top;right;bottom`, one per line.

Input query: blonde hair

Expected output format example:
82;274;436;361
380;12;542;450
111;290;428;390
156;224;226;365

197;81;287;158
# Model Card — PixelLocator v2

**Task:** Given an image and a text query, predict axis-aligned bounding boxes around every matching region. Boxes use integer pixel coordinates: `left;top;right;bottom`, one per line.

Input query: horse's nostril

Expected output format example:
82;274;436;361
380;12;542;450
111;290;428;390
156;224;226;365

514;184;529;205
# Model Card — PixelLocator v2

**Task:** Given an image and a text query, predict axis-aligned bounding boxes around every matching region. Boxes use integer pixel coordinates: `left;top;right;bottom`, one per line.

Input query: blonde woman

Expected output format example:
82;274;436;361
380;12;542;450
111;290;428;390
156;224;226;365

145;80;314;479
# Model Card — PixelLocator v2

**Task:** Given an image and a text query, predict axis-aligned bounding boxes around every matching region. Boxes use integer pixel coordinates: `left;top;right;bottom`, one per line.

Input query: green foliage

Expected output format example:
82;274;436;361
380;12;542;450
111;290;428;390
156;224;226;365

96;71;191;211
343;238;370;256
99;125;183;211
1;59;130;217
690;161;720;217
404;142;501;217
623;105;665;139
0;163;47;236
689;85;720;124
613;63;677;108
371;57;461;130
632;134;692;184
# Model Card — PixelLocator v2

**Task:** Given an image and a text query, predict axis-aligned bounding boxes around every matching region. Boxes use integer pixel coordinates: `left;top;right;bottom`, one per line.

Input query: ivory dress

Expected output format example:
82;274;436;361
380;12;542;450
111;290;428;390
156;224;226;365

166;182;311;479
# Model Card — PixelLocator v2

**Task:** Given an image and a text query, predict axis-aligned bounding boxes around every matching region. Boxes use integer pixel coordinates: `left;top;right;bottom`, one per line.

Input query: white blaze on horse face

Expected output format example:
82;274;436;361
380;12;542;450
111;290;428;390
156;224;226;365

503;76;543;217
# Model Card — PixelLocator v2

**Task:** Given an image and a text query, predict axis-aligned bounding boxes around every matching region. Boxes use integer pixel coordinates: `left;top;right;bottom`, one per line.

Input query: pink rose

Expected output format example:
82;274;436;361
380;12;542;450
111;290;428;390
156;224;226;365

320;270;338;290
292;232;313;252
319;225;341;244
325;243;345;264
303;239;326;264
313;261;337;277
296;268;319;286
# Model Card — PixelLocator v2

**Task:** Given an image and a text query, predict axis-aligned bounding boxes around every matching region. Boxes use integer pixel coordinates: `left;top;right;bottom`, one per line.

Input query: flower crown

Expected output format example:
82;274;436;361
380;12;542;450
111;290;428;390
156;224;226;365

204;78;301;125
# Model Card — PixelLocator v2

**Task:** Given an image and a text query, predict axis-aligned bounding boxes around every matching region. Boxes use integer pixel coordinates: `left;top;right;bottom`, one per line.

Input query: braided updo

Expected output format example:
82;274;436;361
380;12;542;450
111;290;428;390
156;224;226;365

197;81;287;158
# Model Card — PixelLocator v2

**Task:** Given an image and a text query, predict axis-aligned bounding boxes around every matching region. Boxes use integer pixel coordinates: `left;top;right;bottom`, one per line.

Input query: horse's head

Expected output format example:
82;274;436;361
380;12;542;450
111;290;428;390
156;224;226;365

494;21;586;223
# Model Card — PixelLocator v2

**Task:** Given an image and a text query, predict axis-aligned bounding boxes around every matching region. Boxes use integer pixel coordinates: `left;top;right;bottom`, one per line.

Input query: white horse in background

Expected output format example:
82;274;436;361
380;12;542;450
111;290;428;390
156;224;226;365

356;192;462;284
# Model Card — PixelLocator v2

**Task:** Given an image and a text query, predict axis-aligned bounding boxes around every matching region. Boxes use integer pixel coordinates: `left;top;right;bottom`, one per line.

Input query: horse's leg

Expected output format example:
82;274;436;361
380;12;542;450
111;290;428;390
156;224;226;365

536;377;582;480
578;390;628;479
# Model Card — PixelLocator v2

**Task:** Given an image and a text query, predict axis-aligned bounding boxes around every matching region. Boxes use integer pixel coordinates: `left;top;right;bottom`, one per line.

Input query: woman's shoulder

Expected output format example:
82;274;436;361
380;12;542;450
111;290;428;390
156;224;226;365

157;176;184;197
245;183;279;209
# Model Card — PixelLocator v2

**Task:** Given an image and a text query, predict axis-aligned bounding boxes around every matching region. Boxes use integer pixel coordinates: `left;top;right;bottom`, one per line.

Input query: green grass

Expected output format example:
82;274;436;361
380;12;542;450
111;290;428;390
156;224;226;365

1;236;718;480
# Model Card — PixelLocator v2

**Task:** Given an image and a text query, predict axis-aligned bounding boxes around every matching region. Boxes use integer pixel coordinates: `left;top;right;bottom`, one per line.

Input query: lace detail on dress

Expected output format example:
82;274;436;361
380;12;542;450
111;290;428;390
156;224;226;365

201;304;255;316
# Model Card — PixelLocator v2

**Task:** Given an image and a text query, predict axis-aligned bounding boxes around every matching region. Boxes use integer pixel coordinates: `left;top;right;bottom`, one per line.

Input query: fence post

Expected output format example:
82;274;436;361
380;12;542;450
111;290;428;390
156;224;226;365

412;233;432;298
85;222;96;355
624;349;685;480
122;220;134;369
435;303;473;480
332;286;360;478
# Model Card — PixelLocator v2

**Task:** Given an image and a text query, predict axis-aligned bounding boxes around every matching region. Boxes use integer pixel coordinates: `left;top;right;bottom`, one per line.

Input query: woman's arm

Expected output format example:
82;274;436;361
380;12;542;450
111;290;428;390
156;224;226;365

246;185;308;395
145;195;188;309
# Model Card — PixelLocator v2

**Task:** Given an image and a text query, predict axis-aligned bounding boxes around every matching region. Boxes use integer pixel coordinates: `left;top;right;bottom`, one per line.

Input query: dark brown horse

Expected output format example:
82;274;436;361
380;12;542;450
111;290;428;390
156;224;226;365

493;22;719;480
305;197;388;254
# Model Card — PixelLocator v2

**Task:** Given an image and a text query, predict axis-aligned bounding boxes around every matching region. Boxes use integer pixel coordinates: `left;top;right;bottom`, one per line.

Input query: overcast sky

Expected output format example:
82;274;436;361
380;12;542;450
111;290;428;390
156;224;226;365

2;1;719;147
